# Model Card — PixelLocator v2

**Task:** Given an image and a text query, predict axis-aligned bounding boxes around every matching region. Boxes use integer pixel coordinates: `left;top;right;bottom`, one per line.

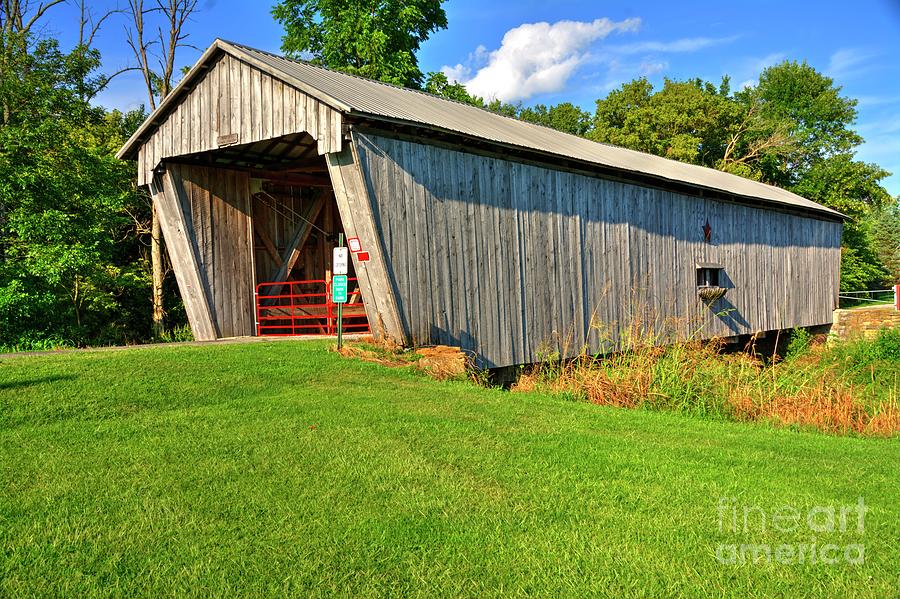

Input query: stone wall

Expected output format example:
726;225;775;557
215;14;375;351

830;306;900;340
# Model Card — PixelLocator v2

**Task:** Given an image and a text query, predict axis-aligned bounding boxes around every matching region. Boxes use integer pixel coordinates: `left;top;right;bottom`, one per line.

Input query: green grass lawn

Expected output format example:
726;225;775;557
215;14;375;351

1;341;897;597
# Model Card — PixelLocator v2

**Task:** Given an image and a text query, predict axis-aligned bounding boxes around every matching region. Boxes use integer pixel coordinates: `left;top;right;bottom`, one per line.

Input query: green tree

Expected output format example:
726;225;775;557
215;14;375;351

868;202;900;284
589;78;655;152
272;0;448;88
0;33;151;349
590;77;737;166
423;71;476;104
791;155;893;290
422;71;520;118
754;62;861;182
791;154;892;222
519;102;592;137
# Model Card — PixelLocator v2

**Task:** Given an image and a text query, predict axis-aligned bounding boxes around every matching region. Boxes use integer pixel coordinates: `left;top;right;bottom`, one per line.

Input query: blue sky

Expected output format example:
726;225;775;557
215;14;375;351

43;0;900;195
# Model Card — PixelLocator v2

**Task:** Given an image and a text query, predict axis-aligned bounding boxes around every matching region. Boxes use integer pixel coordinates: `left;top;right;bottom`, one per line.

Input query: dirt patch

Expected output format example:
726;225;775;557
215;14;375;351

415;346;469;380
337;340;470;381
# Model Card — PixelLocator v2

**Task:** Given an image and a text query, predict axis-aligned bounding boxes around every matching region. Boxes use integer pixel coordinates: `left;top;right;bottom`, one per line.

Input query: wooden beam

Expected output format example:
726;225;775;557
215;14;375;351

326;140;406;344
251;171;331;187
283;165;328;174
271;191;327;283
149;168;218;340
258;156;327;172
162;158;331;187
252;204;283;268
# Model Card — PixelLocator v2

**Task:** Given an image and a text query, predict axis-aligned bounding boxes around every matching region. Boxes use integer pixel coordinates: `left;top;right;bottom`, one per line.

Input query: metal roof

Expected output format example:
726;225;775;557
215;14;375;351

120;39;844;220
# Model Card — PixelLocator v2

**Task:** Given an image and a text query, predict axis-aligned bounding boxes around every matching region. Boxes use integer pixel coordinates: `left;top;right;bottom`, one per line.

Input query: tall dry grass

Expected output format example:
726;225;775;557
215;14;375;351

514;314;899;437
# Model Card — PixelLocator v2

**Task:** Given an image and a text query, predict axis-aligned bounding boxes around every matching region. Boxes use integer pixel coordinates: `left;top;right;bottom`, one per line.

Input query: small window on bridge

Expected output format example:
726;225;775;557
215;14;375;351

696;263;724;288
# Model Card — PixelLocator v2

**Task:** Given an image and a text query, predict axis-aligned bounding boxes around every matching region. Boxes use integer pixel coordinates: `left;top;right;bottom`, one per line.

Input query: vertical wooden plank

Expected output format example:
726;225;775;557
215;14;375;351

327;136;405;343
137;146;146;186
297;88;307;133
173;104;182;157
242;172;256;335
307;98;318;143
200;70;210;152
251;66;263;142
150;167;217;340
223;168;237;337
483;155;502;362
283;85;295;134
317;102;328;153
162;118;171;161
496;158;516;366
217;55;231;138
261;72;273;140
447;147;471;350
272;78;284;138
227;56;239;141
401;140;422;342
240;60;251;143
331;111;342;154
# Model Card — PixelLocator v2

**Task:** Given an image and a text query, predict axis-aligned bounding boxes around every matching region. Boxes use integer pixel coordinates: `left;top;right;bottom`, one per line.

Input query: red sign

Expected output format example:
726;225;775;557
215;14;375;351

357;251;370;262
348;237;362;253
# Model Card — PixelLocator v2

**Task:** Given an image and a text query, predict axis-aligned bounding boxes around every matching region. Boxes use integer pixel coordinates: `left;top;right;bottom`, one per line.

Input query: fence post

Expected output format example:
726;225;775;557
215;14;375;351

254;287;260;336
289;282;296;336
326;278;333;335
895;284;899;311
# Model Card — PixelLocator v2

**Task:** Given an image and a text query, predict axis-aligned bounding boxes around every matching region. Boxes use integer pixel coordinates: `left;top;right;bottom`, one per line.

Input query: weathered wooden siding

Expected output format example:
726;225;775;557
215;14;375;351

149;170;217;341
354;131;842;368
326;146;405;343
137;53;342;185
154;163;255;339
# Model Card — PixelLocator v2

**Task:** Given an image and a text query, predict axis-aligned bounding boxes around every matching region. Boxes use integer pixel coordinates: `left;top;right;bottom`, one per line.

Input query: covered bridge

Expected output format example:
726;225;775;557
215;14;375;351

118;39;843;368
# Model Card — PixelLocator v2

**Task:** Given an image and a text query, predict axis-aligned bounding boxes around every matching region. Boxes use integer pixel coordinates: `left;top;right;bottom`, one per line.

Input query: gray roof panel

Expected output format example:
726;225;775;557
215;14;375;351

121;39;845;220
224;42;841;220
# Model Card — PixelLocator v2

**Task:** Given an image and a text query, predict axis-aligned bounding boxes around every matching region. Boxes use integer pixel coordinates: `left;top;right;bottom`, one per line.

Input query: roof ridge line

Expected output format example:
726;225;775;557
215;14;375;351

220;41;812;206
220;39;591;139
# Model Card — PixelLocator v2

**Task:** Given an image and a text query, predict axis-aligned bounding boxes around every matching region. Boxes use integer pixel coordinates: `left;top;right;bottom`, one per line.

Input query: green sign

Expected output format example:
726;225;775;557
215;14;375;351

332;275;348;304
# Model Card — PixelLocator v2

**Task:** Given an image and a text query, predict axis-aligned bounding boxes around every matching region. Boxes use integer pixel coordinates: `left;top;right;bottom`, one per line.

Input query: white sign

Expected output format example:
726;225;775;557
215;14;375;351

333;247;349;275
348;237;362;253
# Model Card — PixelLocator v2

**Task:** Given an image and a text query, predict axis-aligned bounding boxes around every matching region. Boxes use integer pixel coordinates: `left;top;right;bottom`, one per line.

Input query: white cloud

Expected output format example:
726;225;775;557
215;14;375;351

735;52;786;89
441;17;641;103
441;63;471;83
607;35;739;55
827;48;879;80
639;61;668;76
856;95;900;107
872;115;900;134
751;52;787;73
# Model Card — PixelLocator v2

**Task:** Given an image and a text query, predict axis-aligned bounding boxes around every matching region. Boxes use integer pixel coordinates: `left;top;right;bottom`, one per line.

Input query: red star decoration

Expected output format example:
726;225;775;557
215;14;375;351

702;220;712;243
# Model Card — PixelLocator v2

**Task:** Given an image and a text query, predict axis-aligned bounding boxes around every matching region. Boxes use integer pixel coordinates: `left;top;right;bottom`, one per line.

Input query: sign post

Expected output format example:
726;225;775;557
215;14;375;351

333;235;348;349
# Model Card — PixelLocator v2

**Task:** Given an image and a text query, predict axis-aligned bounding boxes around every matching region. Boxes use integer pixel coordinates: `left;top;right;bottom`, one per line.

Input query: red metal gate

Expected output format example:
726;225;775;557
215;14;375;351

255;279;369;336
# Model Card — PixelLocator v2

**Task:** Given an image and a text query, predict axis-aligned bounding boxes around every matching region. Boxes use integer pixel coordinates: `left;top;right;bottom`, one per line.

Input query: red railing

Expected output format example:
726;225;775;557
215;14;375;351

255;278;369;336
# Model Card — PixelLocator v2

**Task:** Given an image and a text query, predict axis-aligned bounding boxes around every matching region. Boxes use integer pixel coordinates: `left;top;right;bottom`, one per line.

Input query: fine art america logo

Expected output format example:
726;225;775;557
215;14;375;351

715;497;867;565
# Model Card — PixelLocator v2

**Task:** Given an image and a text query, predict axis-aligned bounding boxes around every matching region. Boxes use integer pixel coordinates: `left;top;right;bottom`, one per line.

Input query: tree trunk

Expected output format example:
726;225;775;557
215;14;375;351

151;204;165;337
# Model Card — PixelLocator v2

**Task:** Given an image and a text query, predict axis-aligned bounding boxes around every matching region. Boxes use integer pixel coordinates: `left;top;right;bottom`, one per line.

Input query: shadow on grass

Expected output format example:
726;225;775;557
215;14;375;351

0;375;76;392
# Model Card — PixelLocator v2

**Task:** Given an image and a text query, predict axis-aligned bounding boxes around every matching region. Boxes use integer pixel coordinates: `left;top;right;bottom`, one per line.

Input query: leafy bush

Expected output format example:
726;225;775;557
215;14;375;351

157;324;194;344
785;327;813;360
0;335;71;354
872;327;900;361
827;327;900;366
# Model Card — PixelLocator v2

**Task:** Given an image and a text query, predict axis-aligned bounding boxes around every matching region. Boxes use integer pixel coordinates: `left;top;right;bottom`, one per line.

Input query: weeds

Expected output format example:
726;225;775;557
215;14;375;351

515;319;899;437
156;324;194;344
0;335;71;353
337;337;478;382
785;327;813;360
